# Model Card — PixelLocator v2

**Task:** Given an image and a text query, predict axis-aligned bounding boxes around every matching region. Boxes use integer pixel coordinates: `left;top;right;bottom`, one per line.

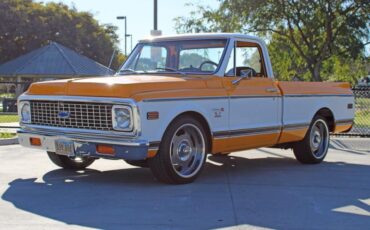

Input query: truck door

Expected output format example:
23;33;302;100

220;40;282;151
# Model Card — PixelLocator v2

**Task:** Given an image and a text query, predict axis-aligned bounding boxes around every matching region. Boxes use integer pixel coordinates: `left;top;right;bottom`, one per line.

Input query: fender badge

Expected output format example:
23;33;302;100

213;108;224;118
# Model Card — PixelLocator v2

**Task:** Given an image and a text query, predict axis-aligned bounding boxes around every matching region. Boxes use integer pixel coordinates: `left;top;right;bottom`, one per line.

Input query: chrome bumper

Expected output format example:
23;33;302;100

17;128;149;160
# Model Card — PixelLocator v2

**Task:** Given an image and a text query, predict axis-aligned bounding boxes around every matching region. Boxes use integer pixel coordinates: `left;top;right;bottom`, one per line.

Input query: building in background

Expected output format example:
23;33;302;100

0;41;114;111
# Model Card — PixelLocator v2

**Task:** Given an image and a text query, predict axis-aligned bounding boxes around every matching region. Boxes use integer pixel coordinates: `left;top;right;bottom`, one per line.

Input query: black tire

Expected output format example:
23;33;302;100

148;115;208;184
124;160;148;168
293;115;330;164
47;152;95;170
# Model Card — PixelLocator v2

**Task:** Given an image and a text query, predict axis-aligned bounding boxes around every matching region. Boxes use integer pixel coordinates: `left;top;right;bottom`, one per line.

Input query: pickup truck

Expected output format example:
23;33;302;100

17;33;354;184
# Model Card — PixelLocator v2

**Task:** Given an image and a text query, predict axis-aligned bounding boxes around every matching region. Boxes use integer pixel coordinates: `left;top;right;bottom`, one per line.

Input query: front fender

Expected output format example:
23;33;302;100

137;98;228;143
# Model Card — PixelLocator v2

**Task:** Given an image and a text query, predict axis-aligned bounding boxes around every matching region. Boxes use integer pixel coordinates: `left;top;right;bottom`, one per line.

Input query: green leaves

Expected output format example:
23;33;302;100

0;0;123;70
175;0;369;83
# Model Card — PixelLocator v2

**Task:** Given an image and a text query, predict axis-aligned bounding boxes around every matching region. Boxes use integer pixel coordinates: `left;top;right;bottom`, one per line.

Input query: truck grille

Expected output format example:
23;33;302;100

30;101;113;131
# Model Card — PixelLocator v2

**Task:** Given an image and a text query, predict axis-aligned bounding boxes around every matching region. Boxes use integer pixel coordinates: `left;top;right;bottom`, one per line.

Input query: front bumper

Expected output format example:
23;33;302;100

17;129;150;160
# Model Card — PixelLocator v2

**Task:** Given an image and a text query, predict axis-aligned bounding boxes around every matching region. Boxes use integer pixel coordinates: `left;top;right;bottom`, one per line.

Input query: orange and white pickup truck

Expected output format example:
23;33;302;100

18;33;354;184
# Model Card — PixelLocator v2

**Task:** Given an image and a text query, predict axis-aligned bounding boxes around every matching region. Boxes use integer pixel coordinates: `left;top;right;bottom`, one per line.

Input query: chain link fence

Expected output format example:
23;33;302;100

342;86;370;137
0;82;368;137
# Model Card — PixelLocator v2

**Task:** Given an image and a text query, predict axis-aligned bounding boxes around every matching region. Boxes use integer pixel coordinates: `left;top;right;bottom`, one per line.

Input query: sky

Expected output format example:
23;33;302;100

37;0;219;53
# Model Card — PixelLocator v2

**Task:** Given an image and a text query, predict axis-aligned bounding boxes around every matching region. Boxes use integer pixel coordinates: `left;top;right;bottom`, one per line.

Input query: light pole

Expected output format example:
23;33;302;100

126;34;133;53
154;0;158;30
116;16;127;56
151;0;161;36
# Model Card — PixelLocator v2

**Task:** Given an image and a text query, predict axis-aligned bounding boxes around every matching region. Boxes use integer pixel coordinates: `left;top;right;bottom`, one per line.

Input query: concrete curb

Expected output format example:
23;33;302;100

330;137;370;152
0;137;19;146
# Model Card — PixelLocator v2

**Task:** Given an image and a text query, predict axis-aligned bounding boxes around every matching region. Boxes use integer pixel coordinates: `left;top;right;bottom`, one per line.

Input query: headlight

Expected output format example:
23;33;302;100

19;101;31;123
112;105;133;131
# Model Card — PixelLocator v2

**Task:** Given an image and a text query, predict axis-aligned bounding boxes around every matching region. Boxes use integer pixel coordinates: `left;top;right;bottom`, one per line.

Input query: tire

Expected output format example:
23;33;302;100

47;152;95;170
124;160;148;168
293;116;330;164
148;116;208;184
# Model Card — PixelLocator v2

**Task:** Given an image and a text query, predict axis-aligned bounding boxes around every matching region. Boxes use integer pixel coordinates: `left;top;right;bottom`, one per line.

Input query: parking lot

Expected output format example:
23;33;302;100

0;143;369;230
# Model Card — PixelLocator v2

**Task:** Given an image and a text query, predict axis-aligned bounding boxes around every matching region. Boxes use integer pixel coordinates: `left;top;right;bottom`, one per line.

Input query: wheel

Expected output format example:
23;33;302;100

124;160;148;168
293;116;330;164
47;152;95;170
148;116;208;184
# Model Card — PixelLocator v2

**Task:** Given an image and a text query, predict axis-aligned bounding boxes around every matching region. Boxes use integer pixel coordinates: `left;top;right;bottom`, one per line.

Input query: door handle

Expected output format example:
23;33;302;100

265;88;278;93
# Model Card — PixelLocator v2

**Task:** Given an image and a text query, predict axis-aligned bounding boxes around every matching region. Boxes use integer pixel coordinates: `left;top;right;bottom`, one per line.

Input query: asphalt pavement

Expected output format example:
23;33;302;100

0;143;369;230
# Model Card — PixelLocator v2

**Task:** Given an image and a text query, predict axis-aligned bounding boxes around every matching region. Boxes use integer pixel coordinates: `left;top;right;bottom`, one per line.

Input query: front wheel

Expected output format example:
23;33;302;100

148;116;208;184
47;152;95;170
293;116;330;164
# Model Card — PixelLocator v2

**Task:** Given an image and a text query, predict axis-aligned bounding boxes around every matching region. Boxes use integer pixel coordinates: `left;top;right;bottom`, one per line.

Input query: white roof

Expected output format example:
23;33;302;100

139;33;265;44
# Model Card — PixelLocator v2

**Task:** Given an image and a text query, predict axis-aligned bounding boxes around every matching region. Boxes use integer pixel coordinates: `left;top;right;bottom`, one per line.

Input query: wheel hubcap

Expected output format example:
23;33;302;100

177;140;192;161
309;119;329;158
170;124;206;178
311;129;322;151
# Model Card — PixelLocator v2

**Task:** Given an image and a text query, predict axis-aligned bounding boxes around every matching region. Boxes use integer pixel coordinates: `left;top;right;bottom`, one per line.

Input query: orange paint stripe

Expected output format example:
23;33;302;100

333;124;353;134
278;128;308;144
212;132;280;153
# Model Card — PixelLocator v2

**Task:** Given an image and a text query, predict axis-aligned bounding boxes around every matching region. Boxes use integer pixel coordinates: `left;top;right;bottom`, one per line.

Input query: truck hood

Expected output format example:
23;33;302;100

26;75;212;100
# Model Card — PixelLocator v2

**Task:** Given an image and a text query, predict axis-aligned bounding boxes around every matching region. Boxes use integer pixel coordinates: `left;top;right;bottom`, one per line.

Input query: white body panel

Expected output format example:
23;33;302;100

138;98;229;142
229;97;282;130
137;94;354;143
282;96;355;126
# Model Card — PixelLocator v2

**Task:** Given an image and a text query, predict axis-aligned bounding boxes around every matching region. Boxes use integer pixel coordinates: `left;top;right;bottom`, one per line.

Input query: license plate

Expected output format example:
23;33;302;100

55;139;75;156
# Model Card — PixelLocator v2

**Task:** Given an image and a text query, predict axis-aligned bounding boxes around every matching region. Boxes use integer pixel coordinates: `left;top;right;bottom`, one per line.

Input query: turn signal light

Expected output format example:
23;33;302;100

30;137;41;146
96;144;115;155
147;111;159;120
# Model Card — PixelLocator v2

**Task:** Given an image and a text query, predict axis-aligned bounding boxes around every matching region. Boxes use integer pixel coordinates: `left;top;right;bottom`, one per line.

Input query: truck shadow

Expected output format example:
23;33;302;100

2;155;370;229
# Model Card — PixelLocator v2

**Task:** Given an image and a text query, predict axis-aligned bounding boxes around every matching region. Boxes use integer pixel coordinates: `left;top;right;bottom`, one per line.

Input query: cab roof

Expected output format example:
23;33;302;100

139;33;265;44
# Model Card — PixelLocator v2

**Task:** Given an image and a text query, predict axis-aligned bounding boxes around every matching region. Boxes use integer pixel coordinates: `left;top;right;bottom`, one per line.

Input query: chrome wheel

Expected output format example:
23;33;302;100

309;119;329;159
170;123;206;178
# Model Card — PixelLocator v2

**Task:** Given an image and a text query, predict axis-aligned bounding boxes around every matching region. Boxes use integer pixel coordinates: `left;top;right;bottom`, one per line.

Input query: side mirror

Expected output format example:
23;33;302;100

232;69;253;85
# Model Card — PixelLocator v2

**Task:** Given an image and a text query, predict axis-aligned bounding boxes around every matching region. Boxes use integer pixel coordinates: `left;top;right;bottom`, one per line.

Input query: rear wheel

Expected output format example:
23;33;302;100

47;152;95;170
293;116;330;164
148;116;208;184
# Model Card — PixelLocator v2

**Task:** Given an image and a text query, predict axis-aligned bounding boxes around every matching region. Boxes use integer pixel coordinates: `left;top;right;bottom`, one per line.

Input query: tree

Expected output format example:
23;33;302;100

0;0;124;70
175;0;369;82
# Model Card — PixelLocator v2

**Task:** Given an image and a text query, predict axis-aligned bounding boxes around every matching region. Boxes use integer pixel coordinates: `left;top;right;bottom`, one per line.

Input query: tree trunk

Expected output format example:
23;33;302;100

309;63;322;82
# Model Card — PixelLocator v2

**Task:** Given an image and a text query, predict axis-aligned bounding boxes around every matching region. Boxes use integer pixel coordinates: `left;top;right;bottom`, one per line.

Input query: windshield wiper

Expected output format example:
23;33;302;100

117;68;139;75
155;67;187;76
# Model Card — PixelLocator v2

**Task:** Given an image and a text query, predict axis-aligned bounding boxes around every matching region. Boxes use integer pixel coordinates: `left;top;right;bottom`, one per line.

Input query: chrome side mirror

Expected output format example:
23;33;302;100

232;69;253;85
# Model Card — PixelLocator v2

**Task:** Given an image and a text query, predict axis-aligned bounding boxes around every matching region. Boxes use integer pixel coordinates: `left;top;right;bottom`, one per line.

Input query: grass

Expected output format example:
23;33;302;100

0;133;16;139
0;93;16;98
354;97;370;129
0;114;19;123
355;110;370;127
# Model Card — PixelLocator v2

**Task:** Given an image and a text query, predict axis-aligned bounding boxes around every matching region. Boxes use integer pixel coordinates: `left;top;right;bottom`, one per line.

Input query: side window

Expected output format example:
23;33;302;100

135;46;167;71
225;41;265;77
236;47;261;73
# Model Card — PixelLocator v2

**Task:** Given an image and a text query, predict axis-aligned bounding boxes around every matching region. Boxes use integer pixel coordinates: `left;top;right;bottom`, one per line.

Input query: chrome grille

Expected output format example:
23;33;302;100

30;101;113;131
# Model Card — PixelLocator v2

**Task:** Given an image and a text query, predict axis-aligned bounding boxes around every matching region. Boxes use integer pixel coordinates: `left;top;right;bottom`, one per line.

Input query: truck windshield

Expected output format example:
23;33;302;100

118;39;228;75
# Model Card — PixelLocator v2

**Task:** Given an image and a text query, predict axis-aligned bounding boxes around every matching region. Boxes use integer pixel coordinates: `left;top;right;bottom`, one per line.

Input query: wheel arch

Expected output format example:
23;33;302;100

313;107;335;132
165;111;213;152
